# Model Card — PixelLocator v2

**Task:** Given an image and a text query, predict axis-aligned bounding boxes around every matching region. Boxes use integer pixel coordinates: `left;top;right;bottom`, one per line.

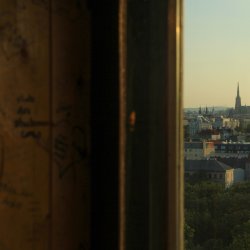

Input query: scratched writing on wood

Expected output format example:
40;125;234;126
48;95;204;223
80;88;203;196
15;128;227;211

0;198;22;209
0;181;33;209
14;95;87;178
0;1;29;63
14;95;48;140
54;103;87;179
0;22;29;61
0;181;32;197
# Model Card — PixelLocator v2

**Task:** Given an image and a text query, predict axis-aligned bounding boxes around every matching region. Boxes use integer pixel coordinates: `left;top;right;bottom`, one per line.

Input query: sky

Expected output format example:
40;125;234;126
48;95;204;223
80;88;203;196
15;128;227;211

184;0;250;108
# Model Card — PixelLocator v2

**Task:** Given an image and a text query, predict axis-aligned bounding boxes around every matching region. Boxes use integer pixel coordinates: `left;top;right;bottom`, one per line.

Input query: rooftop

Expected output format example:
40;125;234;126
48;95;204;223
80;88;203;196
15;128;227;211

185;159;232;172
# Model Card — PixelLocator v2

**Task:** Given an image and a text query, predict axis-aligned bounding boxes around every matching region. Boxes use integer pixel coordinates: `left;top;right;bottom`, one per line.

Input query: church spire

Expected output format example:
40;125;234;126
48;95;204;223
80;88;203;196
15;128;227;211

235;82;241;112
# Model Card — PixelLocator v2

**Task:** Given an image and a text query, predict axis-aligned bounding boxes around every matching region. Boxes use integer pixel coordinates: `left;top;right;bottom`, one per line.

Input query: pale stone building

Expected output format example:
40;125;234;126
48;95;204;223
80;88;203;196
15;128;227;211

189;115;213;136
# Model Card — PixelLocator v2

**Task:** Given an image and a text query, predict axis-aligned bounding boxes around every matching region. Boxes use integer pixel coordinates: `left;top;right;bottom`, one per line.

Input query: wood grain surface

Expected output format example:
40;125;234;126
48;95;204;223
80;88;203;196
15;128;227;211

0;0;90;249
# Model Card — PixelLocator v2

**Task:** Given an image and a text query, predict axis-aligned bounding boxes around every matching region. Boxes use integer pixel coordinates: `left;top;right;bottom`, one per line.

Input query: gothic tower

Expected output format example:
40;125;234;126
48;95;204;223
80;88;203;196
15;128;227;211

235;82;241;112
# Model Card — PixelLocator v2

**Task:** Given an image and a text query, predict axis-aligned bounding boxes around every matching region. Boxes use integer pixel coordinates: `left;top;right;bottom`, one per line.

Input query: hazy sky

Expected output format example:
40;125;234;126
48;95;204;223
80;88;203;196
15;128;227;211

184;0;250;108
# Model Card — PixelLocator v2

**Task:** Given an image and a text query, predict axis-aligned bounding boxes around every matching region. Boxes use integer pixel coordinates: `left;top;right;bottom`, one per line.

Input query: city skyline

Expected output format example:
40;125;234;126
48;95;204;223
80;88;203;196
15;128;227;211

184;0;250;108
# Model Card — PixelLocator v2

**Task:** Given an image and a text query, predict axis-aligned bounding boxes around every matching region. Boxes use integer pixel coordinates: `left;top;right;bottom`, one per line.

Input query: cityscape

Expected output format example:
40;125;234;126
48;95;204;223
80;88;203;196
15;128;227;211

184;83;250;187
184;84;250;249
183;2;250;249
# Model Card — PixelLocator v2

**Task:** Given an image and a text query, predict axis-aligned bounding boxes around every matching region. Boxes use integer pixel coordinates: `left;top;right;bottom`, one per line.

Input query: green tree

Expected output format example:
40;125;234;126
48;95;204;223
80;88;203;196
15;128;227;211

185;181;250;249
184;223;195;250
228;233;250;250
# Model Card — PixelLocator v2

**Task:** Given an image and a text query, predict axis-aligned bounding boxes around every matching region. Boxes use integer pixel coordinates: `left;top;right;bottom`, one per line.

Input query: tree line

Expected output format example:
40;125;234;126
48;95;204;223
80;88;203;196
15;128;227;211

185;181;250;249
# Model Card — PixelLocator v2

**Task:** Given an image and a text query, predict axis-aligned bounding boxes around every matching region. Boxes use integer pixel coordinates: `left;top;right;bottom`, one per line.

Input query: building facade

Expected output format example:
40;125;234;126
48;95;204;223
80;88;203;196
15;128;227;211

214;142;250;158
189;115;213;136
185;141;215;160
185;159;234;187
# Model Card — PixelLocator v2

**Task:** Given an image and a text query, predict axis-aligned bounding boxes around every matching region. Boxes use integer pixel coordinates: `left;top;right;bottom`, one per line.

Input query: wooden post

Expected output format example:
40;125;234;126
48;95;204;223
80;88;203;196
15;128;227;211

0;0;91;249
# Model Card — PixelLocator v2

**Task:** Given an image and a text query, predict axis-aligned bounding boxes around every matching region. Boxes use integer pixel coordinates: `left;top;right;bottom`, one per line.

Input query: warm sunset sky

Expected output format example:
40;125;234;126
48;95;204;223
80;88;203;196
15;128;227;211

184;0;250;108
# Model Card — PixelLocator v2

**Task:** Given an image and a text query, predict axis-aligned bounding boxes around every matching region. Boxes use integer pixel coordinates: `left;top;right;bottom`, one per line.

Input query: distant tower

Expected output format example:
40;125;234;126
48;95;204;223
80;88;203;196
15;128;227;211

235;82;241;112
199;106;202;115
